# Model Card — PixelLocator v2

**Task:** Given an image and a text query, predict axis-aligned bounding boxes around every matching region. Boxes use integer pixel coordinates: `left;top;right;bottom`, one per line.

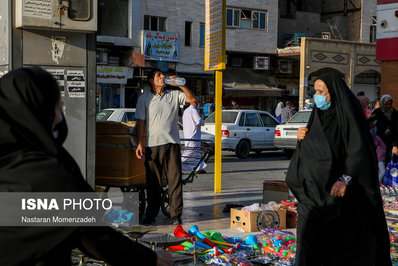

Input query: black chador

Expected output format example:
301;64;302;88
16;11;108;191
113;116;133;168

286;72;391;265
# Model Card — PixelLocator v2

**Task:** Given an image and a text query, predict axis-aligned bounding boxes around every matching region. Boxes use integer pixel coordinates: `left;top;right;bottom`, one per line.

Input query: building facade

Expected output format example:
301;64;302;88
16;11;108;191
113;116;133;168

277;0;380;108
96;0;280;112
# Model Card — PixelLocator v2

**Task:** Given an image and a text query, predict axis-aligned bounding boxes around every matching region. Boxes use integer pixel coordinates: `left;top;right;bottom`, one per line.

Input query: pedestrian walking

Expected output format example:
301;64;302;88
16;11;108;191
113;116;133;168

274;102;284;122
373;131;387;183
0;67;170;266
135;69;196;225
181;102;207;174
280;101;296;123
286;72;391;265
368;94;398;164
358;95;371;118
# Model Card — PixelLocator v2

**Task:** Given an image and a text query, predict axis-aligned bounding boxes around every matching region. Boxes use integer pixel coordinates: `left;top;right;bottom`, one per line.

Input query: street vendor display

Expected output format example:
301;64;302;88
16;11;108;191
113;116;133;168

286;72;391;265
169;224;297;265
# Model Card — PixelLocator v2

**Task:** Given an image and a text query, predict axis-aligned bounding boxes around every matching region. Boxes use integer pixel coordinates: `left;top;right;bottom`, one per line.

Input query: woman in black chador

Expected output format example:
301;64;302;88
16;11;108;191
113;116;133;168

0;68;172;265
286;72;391;265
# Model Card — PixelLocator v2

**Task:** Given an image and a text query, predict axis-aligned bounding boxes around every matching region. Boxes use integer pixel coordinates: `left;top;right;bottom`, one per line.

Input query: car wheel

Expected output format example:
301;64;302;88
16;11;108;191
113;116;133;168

283;149;294;159
235;140;250;159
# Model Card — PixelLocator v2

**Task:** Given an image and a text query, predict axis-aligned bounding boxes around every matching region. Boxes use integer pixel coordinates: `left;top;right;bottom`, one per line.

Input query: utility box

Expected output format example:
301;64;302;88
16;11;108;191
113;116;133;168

0;0;97;185
15;0;97;31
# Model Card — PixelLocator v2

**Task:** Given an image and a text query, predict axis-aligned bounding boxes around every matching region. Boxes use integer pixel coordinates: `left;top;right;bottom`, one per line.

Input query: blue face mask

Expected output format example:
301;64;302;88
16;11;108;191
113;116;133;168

314;94;331;110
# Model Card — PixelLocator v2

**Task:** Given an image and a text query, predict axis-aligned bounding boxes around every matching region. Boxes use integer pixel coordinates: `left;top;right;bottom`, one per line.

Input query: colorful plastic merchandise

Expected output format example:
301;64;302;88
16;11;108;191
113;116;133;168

388;224;398;264
280;200;297;207
256;228;297;265
169;224;297;265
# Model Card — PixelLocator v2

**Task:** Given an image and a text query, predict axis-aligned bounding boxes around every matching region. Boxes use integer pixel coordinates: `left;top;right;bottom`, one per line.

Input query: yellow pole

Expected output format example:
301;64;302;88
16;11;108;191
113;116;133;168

214;70;222;193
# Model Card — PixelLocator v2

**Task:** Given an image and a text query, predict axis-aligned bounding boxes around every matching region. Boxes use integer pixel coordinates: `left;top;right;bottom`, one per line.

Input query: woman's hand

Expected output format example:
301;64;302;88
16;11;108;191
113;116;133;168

297;127;308;141
330;181;347;197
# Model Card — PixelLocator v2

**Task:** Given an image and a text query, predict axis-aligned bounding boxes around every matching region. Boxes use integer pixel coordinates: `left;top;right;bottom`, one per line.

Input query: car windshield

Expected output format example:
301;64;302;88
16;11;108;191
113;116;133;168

96;110;114;121
205;111;239;124
288;111;311;123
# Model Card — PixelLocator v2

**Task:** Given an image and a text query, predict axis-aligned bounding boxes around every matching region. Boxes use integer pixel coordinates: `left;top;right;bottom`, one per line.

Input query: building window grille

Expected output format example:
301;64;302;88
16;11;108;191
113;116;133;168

144;15;166;32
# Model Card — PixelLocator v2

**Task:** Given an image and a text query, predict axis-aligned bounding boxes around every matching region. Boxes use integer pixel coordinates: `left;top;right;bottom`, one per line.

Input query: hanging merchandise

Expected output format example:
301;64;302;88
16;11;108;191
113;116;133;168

383;155;398;187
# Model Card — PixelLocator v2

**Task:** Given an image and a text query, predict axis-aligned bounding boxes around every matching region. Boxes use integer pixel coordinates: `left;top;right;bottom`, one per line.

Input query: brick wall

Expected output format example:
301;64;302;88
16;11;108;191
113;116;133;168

381;60;398;109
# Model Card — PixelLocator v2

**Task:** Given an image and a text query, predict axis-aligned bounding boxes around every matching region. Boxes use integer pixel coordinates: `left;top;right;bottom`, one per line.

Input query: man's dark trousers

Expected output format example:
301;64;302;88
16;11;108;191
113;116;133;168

144;143;183;220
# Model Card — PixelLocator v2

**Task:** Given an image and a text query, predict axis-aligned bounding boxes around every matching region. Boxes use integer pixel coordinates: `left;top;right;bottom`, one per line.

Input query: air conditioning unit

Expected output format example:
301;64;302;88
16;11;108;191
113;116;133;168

277;59;293;74
322;32;331;40
15;0;97;32
253;56;269;70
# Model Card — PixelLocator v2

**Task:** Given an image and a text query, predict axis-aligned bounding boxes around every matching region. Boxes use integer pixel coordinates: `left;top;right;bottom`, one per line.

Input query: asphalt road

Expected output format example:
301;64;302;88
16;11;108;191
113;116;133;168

183;150;291;192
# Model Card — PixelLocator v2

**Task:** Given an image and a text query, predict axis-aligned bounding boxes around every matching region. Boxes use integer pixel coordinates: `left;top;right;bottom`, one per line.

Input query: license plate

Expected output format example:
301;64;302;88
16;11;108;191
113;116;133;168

285;131;297;136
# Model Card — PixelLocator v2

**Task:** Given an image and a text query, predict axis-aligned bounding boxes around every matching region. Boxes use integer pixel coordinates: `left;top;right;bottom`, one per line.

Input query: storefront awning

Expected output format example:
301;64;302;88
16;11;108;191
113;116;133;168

223;68;281;97
224;87;281;97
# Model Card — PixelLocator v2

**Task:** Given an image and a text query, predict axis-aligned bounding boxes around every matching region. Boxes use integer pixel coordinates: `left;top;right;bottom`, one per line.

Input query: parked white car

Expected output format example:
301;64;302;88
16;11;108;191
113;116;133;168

273;110;312;158
201;110;279;159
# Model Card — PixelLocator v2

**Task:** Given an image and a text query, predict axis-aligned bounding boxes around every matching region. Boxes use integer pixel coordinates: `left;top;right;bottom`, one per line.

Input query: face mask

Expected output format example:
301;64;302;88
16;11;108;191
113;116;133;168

52;113;68;145
314;94;331;111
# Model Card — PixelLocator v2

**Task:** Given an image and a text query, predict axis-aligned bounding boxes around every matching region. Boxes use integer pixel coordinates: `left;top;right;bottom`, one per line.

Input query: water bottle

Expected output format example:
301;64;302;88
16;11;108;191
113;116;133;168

164;76;186;86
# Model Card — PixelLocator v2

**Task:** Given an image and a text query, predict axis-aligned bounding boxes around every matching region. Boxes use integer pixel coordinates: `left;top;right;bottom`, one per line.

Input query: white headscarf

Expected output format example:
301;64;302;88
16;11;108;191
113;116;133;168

381;94;393;107
275;102;284;116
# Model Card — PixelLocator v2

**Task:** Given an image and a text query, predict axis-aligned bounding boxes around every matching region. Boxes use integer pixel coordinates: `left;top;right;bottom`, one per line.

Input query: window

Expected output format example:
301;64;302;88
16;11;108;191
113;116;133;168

144;15;166;32
260;114;277;126
288;111;311;123
240;9;251;29
98;0;129;37
244;113;261;127
239;113;245;126
200;23;205;47
185;21;192;46
226;8;239;27
370;16;377;43
226;8;267;30
68;0;91;21
96;110;114;121
205;112;239;123
121;112;136;123
252;11;267;30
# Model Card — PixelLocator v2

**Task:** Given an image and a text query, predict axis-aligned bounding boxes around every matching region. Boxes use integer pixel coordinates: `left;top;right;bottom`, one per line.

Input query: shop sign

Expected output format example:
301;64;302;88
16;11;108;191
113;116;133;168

96;66;133;84
156;61;169;72
142;31;179;62
204;0;226;71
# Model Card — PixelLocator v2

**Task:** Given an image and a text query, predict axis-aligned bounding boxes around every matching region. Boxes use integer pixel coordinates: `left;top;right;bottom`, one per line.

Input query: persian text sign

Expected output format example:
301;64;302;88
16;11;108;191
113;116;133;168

205;0;226;71
143;31;179;62
97;66;133;84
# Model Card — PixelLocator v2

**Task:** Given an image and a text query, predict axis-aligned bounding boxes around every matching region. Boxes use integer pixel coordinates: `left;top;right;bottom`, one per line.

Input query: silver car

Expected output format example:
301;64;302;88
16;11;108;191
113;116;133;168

273;110;312;158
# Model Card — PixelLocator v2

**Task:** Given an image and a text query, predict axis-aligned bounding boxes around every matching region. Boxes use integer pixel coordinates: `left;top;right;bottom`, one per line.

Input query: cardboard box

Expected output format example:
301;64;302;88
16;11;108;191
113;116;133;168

230;208;286;232
263;180;290;204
